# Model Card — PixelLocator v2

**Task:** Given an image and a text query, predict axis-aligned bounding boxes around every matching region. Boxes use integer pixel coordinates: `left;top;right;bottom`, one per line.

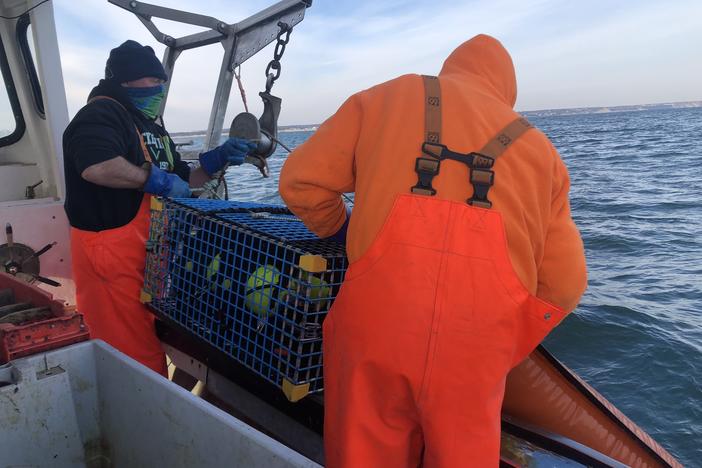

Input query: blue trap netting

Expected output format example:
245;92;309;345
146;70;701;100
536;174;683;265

171;198;279;213
144;198;347;397
216;213;319;241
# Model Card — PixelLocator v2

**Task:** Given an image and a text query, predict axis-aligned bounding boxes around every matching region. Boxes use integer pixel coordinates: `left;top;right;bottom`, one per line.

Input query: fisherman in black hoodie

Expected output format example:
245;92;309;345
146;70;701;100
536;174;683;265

63;40;254;375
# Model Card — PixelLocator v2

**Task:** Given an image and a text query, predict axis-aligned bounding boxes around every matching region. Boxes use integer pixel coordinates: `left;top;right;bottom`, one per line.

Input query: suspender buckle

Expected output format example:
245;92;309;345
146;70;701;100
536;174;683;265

422;142;493;169
422;142;445;159
468;199;493;209
470;168;494;186
467;168;495;208
410;157;441;196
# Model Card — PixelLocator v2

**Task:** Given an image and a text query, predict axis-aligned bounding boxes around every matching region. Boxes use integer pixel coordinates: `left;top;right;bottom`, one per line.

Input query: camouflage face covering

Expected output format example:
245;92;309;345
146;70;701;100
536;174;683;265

125;84;165;119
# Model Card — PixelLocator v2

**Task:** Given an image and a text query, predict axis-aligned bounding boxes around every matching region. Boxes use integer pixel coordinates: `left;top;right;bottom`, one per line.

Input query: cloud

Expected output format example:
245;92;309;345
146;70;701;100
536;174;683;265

51;0;702;131
55;0;309;130
267;0;554;124
512;1;702;110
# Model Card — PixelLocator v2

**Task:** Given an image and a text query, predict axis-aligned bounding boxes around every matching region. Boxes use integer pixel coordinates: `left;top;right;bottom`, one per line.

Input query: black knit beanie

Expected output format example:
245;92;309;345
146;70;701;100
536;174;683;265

105;40;168;83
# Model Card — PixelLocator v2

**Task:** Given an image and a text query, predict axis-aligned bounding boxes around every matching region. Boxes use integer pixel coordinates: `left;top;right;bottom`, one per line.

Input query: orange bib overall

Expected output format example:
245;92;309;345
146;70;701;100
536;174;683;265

71;196;166;375
322;77;565;467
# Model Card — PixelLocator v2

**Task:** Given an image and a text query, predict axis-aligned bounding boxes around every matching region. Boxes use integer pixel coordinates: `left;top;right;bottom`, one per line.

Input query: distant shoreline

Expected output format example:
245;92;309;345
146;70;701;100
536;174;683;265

170;101;701;136
519;101;702;117
520;100;701;118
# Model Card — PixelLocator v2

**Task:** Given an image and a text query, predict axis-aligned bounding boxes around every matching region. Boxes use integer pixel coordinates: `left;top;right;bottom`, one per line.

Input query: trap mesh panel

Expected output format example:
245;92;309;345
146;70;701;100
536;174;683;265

144;198;347;397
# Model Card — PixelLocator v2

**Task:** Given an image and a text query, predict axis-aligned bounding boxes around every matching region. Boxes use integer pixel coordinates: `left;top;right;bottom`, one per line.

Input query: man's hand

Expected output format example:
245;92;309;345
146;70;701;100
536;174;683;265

198;138;257;176
81;157;191;197
326;206;352;244
143;164;191;198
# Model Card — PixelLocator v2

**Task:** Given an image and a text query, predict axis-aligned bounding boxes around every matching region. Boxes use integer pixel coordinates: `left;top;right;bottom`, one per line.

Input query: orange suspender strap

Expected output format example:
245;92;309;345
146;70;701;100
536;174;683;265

423;75;442;144
410;75;443;196
466;117;533;208
87;95;153;163
414;105;533;209
478;117;533;159
409;77;534;206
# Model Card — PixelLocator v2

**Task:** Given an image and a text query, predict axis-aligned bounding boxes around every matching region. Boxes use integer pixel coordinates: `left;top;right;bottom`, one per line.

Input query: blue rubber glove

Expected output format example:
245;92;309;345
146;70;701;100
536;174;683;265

327;206;351;244
143;164;191;198
198;138;257;176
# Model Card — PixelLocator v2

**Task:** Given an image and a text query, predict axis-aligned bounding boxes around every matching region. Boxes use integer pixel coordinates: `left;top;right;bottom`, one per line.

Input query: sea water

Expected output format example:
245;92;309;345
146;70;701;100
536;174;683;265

173;107;702;465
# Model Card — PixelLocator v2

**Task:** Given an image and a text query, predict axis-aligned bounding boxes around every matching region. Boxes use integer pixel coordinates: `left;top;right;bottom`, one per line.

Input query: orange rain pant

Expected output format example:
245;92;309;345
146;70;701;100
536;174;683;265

323;194;565;467
70;196;166;376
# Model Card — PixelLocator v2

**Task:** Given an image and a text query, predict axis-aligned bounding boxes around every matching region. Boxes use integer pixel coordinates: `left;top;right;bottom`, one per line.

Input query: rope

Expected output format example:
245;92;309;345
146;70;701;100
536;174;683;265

233;65;249;113
270;135;293;153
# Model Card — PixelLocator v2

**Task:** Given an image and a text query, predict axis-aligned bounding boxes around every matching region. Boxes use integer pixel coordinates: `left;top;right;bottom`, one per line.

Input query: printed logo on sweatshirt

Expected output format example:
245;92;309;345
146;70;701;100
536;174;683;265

141;132;175;171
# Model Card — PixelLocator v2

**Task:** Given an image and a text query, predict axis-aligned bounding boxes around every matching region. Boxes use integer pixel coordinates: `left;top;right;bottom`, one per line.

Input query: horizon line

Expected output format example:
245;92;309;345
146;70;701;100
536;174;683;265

170;100;701;136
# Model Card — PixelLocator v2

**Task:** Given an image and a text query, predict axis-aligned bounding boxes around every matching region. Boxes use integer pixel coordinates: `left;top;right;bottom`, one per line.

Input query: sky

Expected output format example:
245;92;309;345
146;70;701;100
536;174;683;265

46;0;702;132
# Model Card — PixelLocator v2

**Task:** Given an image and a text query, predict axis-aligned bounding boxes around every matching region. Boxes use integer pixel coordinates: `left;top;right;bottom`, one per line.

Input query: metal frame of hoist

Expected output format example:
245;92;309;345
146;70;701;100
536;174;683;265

108;0;312;152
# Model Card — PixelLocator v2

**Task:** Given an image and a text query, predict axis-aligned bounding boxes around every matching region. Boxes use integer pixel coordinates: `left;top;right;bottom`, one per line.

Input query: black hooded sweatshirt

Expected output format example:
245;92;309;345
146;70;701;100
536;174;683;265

63;79;190;231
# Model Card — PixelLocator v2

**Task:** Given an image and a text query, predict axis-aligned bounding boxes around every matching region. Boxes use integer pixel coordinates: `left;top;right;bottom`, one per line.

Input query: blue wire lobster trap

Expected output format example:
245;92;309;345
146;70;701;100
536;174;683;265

142;197;347;401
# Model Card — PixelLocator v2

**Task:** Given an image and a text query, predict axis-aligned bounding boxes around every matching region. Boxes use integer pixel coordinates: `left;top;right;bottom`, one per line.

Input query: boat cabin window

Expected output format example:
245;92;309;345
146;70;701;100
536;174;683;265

0;33;25;147
17;14;43;117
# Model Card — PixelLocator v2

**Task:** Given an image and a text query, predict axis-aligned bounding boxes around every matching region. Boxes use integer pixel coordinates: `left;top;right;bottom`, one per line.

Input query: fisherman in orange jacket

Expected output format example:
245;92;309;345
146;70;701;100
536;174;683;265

279;34;587;466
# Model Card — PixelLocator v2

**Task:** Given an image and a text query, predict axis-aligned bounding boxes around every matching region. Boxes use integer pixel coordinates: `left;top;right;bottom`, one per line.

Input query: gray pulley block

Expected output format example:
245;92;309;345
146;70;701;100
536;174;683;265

230;113;271;177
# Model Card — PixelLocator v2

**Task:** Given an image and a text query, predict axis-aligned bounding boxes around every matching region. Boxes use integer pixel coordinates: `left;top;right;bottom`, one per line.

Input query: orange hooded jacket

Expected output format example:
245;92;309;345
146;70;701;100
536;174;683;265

279;34;587;312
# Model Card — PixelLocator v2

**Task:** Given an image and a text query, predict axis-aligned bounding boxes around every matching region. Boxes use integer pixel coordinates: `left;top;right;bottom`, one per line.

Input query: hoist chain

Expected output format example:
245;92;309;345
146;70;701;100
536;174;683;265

264;22;292;93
